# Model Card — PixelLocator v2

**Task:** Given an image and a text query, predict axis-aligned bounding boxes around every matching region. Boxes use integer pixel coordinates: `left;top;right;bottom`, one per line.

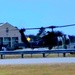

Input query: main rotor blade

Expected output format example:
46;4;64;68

25;26;56;30
55;24;75;28
7;24;75;31
25;27;41;30
25;24;75;30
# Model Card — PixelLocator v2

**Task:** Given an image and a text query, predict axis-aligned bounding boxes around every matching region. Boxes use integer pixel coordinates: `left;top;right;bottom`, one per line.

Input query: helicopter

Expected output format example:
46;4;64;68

18;24;75;49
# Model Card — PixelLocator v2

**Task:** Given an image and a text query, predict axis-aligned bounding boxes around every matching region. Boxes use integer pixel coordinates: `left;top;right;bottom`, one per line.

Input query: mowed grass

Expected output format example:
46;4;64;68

0;63;75;75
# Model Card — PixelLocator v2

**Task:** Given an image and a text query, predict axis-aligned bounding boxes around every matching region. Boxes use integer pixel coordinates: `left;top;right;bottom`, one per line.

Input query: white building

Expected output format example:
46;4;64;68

0;22;21;48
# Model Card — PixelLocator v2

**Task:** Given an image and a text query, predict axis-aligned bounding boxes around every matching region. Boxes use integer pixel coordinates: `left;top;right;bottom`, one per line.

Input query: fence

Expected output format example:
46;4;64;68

0;49;75;59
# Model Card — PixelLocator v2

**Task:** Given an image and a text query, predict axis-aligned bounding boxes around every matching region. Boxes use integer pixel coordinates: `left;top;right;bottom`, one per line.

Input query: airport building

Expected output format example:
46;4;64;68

0;22;21;48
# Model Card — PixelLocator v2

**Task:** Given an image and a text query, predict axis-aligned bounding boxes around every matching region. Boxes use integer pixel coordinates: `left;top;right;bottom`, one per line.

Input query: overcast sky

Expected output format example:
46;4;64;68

0;0;75;35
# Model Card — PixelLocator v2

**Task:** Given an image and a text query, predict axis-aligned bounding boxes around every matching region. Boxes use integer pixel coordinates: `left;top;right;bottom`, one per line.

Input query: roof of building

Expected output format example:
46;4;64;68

0;22;19;30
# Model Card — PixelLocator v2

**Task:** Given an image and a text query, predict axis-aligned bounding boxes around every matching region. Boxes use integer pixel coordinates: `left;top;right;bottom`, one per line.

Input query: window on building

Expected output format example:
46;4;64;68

4;37;11;47
6;28;9;33
0;37;3;44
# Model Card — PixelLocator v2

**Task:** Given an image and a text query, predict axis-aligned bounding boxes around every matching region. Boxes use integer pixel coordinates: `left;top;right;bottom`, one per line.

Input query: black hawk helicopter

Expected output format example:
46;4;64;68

19;24;75;49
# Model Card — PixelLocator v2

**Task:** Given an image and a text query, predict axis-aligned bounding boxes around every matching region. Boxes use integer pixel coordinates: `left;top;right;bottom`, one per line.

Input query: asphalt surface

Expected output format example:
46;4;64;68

0;57;75;65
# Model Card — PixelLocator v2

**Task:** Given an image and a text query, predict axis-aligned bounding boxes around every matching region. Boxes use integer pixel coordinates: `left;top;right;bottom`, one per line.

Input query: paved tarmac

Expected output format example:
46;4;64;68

0;57;75;65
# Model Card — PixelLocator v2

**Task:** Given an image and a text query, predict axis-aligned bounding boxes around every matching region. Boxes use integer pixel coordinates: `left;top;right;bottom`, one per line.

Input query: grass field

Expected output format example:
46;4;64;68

0;63;75;75
0;53;75;75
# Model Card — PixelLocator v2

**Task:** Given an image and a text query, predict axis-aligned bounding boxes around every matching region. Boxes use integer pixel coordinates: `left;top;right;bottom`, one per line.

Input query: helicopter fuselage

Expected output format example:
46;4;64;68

19;29;68;49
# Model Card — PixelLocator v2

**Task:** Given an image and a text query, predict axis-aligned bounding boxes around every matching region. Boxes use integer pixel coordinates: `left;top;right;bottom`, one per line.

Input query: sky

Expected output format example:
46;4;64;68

0;0;75;35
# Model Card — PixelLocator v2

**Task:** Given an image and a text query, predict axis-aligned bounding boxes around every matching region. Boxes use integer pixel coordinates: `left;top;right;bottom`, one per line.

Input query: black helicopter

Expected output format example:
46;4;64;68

18;24;75;49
